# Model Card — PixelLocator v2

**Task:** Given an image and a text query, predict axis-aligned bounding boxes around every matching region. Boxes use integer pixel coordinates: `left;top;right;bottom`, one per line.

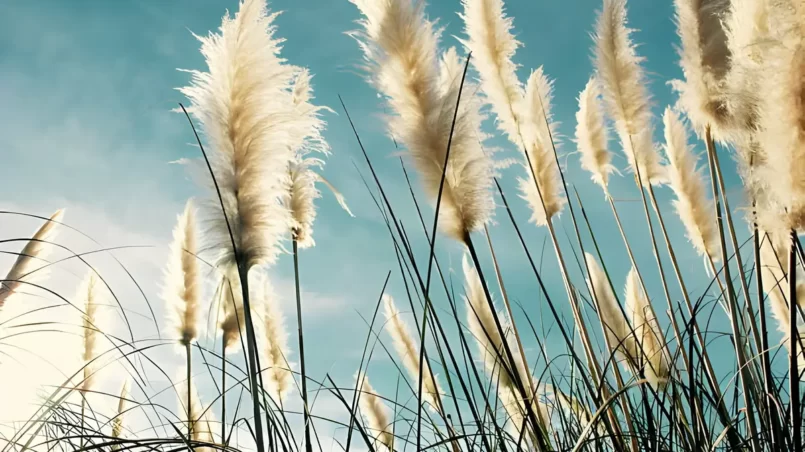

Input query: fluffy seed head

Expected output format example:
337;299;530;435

164;202;201;347
179;0;301;269
625;268;670;389
517;67;565;226
594;0;664;185
79;272;100;393
662;107;722;261
584;253;638;359
112;379;130;441
350;0;495;242
358;375;394;452
0;209;64;308
217;265;246;353
253;271;293;402
383;294;443;412
576;77;615;192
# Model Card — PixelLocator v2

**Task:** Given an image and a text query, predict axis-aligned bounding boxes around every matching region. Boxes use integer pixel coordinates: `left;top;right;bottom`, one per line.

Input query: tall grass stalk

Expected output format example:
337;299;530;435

292;237;313;452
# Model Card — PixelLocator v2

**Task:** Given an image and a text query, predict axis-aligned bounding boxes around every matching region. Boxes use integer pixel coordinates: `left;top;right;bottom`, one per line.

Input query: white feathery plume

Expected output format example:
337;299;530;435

179;0;299;269
178;375;217;450
756;19;805;231
662;107;722;261
112;379;130;443
624;268;670;389
350;0;495;242
517;68;565;226
671;0;733;140
584;253;638;359
383;294;443;412
358;374;394;452
218;266;246;353
252;271;293;402
0;209;64;308
594;0;664;186
758;229;805;335
164;202;201;347
459;0;523;142
287;68;330;249
79;272;100;393
576;78;615;192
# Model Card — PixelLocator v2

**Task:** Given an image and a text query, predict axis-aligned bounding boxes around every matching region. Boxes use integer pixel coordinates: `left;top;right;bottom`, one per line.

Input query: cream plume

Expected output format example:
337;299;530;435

460;0;523;142
383;294;443;412
576;78;614;192
757;35;805;230
594;0;664;185
584;253;638;359
517;68;565;226
252;271;292;402
662;108;722;261
672;0;733;139
0;209;63;307
218;266;245;353
625;268;670;389
111;379;130;442
358;375;394;452
350;0;495;242
79;272;100;393
164;202;201;347
179;0;300;269
758;230;805;335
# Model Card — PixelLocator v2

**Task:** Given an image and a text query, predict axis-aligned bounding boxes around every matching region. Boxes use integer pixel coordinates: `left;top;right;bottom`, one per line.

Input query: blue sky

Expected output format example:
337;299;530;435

0;0;758;447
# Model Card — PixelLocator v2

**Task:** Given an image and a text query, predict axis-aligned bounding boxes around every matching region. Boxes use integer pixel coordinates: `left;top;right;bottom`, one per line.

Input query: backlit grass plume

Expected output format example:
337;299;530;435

662;107;721;261
179;0;299;269
383;294;443;412
576;78;614;192
518;67;565;226
460;0;522;142
594;0;664;186
671;0;733;140
584;253;638;360
79;272;100;394
358;374;394;452
252;271;293;402
759;230;805;336
0;209;63;308
164;201;201;347
178;375;217;450
349;0;495;242
625;268;670;389
218;267;245;353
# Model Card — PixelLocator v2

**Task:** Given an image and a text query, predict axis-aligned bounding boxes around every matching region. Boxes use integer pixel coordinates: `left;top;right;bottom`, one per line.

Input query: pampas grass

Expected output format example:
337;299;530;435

218;267;245;353
382;294;443;413
164;201;201;347
0;209;63;308
111;379;129;442
584;253;638;360
358;375;394;452
625;268;670;389
350;0;495;242
594;0;664;186
518;68;565;226
252;271;292;403
662;107;722;261
576;78;614;192
671;0;733;140
79;272;100;394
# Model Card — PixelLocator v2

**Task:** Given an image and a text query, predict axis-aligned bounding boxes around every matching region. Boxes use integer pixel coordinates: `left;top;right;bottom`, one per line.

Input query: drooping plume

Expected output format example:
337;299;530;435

460;0;523;142
625;268;670;389
518;68;565;226
383;294;443;412
594;0;664;185
252;271;293;402
78;272;100;393
576;78;614;192
164;202;201;347
350;0;495;242
671;0;733;139
584;253;638;359
179;0;301;269
662;108;722;261
358;374;395;452
218;266;246;353
0;209;64;308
